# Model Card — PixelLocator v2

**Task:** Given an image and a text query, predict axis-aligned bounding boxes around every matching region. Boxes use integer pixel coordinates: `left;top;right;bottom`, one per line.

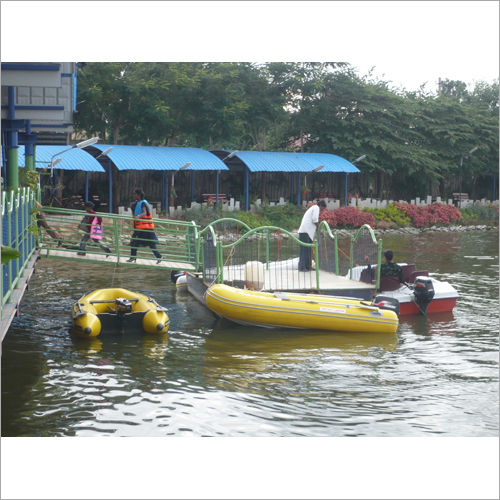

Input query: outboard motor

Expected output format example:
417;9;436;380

372;295;400;316
114;297;133;316
413;278;435;315
171;270;184;284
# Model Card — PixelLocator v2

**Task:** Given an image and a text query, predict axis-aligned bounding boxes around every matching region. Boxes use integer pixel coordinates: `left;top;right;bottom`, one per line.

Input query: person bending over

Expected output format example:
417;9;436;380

298;199;327;271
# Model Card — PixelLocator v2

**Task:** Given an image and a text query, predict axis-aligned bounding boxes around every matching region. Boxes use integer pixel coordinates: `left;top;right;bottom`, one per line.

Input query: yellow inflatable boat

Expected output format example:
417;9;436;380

205;284;399;334
72;288;170;337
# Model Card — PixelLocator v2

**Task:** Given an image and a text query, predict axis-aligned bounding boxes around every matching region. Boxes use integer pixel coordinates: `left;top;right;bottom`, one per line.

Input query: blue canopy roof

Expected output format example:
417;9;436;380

3;145;105;172
90;145;229;171
294;152;360;173
211;150;360;173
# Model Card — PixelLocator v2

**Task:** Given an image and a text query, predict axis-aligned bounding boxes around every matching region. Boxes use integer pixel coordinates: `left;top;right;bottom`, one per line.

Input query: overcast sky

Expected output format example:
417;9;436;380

1;0;498;93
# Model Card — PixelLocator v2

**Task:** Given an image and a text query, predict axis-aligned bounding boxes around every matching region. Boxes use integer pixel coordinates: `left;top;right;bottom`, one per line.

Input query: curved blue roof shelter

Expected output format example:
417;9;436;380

8;144;105;209
211;150;360;209
6;145;105;172
91;144;228;171
87;144;229;212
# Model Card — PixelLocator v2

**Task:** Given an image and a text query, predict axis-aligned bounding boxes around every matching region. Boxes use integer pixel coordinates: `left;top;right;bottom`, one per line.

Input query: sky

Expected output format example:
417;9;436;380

1;1;498;93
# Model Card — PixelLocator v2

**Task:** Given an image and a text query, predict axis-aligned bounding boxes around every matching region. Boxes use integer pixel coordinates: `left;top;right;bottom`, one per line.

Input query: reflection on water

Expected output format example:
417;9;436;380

1;230;498;437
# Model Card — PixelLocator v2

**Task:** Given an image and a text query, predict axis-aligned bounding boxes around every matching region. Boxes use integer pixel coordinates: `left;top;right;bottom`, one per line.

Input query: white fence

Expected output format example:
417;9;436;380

118;195;498;219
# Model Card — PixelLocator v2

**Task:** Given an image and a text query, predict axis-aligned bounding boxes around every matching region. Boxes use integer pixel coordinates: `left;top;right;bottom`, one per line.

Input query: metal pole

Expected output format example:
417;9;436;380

345;173;348;206
191;171;195;203
297;173;301;206
216;170;220;206
162;171;166;212
6;87;19;190
84;172;89;202
24;121;34;172
108;159;113;213
244;167;249;211
166;171;169;212
459;155;464;209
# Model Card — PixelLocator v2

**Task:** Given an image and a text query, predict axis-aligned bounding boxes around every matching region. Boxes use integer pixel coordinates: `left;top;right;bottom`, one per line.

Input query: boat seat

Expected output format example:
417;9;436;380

379;275;401;292
359;267;374;284
409;270;429;282
401;264;417;283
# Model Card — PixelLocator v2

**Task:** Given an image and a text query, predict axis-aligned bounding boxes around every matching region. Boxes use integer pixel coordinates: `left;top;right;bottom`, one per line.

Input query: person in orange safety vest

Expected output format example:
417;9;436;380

127;188;162;264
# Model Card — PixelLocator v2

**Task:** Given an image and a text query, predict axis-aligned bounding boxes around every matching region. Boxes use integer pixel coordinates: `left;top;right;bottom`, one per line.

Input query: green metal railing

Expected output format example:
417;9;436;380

1;188;37;318
37;206;200;271
202;225;332;290
349;224;383;289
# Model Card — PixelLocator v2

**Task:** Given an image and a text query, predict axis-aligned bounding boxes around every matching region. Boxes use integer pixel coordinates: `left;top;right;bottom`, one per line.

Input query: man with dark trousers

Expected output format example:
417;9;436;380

127;188;162;264
298;199;327;271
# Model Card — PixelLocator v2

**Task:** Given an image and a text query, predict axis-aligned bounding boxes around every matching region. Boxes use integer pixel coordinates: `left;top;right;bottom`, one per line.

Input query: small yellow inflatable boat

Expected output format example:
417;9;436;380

72;288;170;337
205;284;399;334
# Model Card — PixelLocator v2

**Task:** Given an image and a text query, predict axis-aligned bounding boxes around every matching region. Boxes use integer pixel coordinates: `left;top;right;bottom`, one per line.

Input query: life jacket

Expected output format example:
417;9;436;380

90;217;103;240
134;200;154;230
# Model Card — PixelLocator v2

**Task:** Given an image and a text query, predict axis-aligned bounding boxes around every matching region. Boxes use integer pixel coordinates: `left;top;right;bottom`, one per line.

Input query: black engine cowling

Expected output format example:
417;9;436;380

413;278;435;315
171;270;184;284
372;295;400;316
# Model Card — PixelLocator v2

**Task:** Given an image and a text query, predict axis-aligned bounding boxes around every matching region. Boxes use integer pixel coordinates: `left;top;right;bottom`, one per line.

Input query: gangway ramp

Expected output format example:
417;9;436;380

37;206;199;271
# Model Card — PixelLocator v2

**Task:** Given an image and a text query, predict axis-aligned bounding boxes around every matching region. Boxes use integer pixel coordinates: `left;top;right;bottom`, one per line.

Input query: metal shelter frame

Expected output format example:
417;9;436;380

86;145;229;213
210;150;360;209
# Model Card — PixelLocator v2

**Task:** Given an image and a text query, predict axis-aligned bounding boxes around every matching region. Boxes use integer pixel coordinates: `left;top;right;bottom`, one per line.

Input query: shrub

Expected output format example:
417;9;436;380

394;202;462;227
259;203;305;231
374;219;398;230
364;203;411;227
320;206;375;228
231;210;272;229
184;206;223;227
460;204;499;225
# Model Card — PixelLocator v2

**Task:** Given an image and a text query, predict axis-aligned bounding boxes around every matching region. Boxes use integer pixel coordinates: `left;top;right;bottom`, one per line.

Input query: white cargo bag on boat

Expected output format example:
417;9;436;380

245;261;265;291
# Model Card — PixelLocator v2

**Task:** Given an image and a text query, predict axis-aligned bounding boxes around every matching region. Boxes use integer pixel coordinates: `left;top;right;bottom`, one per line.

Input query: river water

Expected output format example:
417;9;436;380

1;230;498;437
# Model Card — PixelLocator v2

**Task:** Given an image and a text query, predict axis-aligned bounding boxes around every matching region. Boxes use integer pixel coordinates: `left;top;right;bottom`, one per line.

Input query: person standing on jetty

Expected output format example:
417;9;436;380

127;188;162;264
298;199;327;271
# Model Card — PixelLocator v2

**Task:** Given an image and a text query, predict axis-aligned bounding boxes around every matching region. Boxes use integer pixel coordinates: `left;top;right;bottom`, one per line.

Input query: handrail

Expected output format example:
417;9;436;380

212;224;320;287
198;217;252;237
40;205;197;226
1;187;37;316
317;220;339;275
352;223;379;244
349;223;382;288
219;225;313;249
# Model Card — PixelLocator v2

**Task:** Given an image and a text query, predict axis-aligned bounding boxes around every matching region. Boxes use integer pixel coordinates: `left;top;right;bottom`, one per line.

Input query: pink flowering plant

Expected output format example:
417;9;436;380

394;202;462;227
320;206;376;228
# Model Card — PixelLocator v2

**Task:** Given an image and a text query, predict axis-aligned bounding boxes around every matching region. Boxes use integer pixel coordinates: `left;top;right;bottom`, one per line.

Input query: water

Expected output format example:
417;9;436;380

1;230;498;437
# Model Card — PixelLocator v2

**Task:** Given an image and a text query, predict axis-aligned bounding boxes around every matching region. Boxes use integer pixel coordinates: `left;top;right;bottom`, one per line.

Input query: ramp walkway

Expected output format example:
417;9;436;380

37;206;199;271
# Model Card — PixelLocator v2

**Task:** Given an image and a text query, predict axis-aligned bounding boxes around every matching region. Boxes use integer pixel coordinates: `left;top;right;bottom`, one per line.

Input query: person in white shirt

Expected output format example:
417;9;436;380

298;199;327;271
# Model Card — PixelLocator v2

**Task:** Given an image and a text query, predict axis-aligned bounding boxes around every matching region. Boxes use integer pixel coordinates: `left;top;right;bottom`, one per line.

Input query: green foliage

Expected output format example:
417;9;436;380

182;205;306;230
364;204;411;227
460;204;499;225
1;246;21;264
19;170;40;192
74;63;498;199
258;203;305;231
230;211;271;229
184;205;223;227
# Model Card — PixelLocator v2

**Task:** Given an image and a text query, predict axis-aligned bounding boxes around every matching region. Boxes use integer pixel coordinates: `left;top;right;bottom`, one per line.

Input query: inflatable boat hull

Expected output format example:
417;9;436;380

205;284;398;334
72;288;170;337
